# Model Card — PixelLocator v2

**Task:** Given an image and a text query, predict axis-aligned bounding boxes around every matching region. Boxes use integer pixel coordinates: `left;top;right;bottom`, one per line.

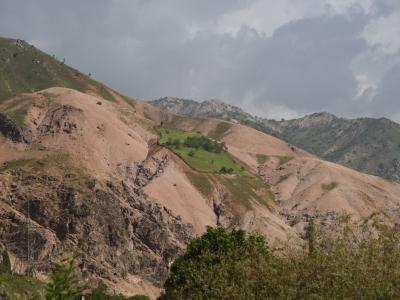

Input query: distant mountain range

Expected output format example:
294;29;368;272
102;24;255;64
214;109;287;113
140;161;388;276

151;97;400;181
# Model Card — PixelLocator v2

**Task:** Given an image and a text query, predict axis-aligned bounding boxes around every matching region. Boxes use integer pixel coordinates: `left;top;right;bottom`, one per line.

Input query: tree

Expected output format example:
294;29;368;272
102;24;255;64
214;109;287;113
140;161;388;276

0;250;11;274
305;218;316;255
45;254;82;300
159;227;278;299
172;139;181;148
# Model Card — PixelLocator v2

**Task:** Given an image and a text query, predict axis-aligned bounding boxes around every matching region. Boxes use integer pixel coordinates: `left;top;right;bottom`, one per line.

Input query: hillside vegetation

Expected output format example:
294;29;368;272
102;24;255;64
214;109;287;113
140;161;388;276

151;97;400;181
161;226;400;299
156;126;245;175
156;126;273;209
0;37;125;103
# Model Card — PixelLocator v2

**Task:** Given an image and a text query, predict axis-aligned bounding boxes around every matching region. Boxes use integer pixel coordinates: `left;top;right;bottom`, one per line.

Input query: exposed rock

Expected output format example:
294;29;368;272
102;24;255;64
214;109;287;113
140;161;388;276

38;105;80;135
0;113;27;143
0;171;193;288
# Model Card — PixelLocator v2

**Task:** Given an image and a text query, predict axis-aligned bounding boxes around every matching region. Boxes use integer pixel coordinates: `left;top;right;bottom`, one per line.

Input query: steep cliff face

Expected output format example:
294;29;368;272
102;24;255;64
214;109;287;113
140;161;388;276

0;169;193;289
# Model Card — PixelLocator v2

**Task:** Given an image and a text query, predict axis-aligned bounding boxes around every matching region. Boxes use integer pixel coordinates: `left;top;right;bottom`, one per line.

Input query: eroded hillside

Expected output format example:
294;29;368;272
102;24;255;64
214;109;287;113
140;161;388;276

0;88;293;298
2;88;400;298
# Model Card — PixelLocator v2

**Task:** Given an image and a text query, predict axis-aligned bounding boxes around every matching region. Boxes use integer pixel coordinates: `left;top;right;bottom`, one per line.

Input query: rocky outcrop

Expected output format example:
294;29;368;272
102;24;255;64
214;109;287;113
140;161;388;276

121;154;169;194
0;113;27;143
38;105;80;135
378;158;400;181
0;169;193;288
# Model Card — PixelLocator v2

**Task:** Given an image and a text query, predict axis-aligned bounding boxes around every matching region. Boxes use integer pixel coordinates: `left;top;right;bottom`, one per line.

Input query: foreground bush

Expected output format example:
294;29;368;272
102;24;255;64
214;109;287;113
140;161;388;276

160;225;400;299
159;227;279;299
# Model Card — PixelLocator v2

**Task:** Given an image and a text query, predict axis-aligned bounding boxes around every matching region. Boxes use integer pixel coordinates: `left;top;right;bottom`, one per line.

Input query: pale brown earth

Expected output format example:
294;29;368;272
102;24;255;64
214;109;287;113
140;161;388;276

2;88;400;298
144;150;216;235
169;116;400;232
227;123;400;231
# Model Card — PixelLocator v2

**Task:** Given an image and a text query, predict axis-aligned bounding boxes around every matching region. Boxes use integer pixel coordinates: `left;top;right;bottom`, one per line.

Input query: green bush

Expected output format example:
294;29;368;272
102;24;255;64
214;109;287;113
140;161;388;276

321;182;338;191
0;250;11;274
184;136;225;153
45;254;82;300
160;225;400;299
159;227;276;300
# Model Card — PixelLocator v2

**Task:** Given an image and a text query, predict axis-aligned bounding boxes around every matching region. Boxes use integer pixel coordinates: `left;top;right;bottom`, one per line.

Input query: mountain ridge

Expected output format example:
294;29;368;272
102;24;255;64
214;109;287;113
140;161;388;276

151;97;400;181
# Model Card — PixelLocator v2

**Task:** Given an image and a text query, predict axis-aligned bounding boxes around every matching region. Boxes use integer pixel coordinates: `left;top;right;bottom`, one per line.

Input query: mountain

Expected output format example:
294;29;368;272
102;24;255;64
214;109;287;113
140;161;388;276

151;97;400;181
2;39;400;298
0;37;131;104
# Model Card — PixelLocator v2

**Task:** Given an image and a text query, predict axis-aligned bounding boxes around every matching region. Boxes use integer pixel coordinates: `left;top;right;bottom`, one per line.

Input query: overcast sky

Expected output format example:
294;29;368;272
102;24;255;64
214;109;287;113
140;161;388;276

1;0;400;120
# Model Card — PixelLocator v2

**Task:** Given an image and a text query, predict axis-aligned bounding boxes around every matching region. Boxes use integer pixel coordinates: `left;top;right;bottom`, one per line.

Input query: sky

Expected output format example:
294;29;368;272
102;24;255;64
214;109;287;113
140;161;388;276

1;0;400;121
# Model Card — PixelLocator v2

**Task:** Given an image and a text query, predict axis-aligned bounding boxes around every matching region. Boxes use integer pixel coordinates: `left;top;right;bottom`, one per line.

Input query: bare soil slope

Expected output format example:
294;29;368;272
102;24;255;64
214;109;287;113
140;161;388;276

0;88;294;297
167;116;400;233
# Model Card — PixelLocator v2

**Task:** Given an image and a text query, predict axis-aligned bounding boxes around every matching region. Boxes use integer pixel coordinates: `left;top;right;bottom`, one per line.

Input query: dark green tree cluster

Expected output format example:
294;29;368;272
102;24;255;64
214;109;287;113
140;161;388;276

183;136;226;153
219;166;234;174
160;226;400;299
165;138;182;149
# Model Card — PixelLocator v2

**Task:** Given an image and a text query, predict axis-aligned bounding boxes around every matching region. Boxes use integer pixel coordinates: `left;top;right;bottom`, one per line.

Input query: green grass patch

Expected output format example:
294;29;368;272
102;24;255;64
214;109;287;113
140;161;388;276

185;171;214;197
95;84;116;102
4;106;28;129
321;182;338;191
256;154;269;164
174;148;245;175
0;153;91;182
156;127;246;175
0;158;37;172
0;37;124;102
208;122;232;140
213;175;272;209
277;155;293;166
39;91;57;104
0;273;45;300
156;127;194;144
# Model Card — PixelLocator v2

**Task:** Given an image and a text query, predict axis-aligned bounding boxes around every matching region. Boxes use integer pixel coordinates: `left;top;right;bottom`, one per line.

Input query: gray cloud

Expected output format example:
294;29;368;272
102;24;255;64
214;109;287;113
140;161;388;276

1;0;400;120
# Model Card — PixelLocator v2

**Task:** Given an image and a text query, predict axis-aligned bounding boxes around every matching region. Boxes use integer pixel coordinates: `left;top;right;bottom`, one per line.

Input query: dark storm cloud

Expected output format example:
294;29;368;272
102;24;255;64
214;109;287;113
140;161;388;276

0;0;400;120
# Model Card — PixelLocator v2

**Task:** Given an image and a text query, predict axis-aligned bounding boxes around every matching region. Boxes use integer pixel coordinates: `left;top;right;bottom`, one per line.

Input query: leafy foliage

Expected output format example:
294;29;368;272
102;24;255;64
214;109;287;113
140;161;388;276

0;273;45;300
183;136;225;153
160;227;276;299
45;254;82;300
161;226;400;299
0;250;11;274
